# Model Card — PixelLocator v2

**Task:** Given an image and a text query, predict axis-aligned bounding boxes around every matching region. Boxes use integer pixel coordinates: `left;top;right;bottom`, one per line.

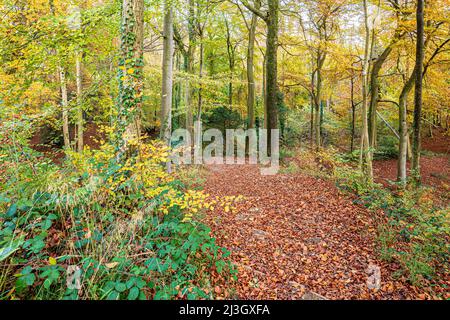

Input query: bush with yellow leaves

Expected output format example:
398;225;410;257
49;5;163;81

0;125;237;300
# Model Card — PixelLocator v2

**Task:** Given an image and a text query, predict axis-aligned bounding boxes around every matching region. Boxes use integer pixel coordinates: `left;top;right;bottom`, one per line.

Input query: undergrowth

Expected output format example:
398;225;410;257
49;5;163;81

0;119;237;300
333;158;449;289
282;146;449;290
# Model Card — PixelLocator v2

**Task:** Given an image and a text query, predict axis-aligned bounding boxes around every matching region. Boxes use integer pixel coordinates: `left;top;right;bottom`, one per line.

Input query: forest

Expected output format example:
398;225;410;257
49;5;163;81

0;0;449;301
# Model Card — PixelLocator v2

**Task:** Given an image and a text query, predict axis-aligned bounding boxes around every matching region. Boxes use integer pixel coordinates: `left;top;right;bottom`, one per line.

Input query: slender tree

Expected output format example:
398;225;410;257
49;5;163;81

75;52;83;152
411;0;425;185
360;0;373;183
173;0;196;141
59;67;71;149
224;17;237;108
49;0;70;150
186;0;196;139
246;0;260;128
71;5;84;152
161;0;174;146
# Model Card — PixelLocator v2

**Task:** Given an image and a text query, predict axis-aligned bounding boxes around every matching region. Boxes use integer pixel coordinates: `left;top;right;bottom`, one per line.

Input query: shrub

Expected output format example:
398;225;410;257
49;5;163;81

333;157;449;288
0;119;236;300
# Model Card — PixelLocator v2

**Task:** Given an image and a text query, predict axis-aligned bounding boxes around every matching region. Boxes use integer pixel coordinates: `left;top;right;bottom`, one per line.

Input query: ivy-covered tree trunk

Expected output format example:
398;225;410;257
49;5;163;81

116;0;144;151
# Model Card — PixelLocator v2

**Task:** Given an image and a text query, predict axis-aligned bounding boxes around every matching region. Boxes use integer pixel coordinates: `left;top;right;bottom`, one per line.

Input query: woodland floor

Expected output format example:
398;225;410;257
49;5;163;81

374;128;449;198
203;164;407;300
373;156;449;203
203;158;448;300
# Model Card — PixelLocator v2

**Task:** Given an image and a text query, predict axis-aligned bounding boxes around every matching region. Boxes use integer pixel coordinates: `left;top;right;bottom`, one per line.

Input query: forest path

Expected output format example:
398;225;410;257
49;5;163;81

203;163;418;300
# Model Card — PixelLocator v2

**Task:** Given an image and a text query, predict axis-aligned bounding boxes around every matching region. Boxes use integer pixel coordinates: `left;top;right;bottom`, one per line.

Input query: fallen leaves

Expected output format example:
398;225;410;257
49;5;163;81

202;163;436;300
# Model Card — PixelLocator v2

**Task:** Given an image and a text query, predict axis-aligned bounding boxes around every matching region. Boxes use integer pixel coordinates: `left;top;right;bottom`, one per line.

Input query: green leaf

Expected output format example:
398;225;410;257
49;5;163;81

115;282;127;293
41;219;53;230
126;278;135;289
107;290;119;300
103;281;115;292
6;203;17;218
0;240;23;261
145;257;161;271
24;273;36;286
127;287;139;300
0;194;10;203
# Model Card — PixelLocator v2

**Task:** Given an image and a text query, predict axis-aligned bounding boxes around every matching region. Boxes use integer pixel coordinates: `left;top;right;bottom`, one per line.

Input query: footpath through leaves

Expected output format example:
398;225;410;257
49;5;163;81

203;163;438;300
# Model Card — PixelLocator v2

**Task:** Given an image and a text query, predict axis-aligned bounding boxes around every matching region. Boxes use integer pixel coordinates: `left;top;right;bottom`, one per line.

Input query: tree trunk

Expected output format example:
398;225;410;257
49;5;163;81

225;18;235;109
265;0;279;152
398;98;408;183
262;53;267;129
72;5;83;153
360;0;373;183
246;1;260;129
76;52;83;152
49;0;70;150
397;74;415;183
313;50;326;151
368;45;394;147
59;67;70;149
368;7;406;148
197;40;204;121
160;2;174;148
412;0;425;185
184;0;195;141
350;77;356;153
310;60;314;147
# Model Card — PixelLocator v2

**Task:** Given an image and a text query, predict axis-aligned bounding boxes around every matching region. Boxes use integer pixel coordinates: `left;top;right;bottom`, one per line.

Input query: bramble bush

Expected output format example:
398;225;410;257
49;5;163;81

0;118;237;300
